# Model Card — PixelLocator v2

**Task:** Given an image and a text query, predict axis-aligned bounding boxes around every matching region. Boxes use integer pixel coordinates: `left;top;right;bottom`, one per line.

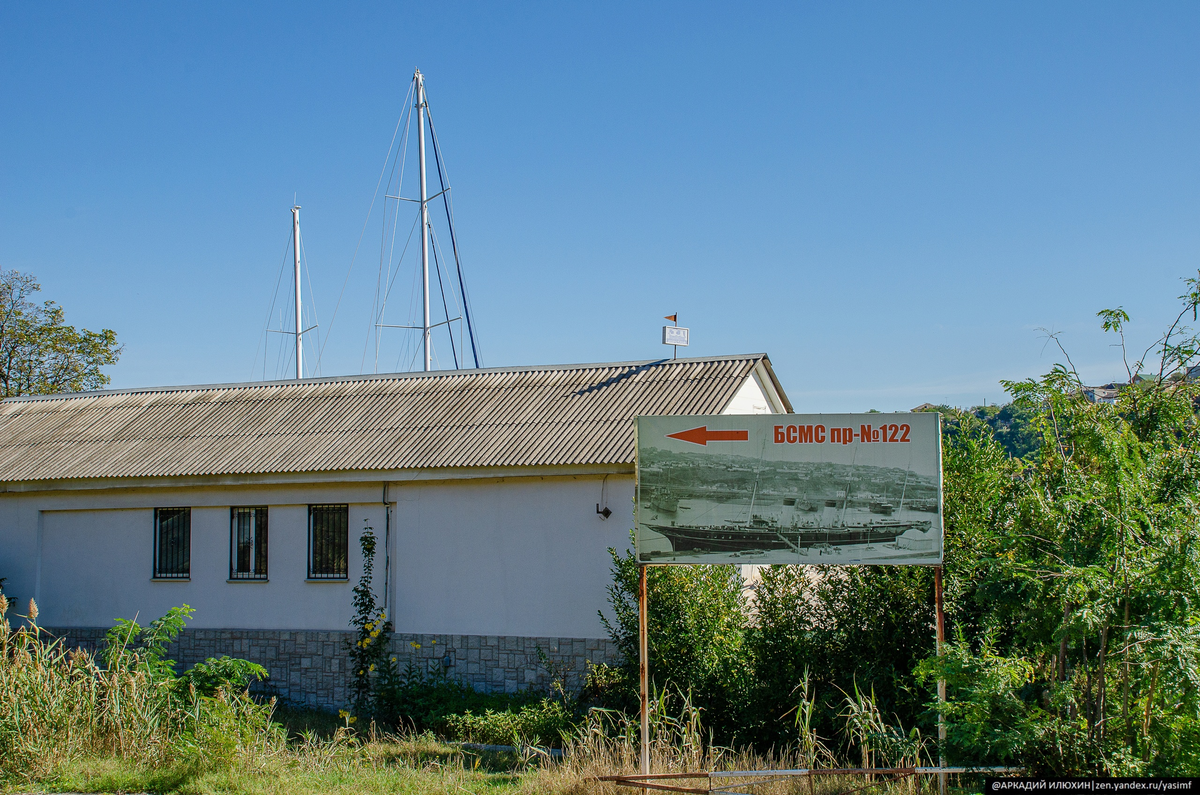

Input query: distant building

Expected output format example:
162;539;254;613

1083;385;1120;404
910;403;938;412
0;354;790;708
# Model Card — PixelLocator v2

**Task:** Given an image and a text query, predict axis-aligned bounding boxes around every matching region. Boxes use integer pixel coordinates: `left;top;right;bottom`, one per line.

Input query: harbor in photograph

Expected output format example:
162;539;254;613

636;414;943;565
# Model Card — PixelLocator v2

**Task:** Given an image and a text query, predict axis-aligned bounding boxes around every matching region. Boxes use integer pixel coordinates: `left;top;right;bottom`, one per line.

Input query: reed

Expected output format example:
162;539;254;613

519;685;934;795
0;598;283;783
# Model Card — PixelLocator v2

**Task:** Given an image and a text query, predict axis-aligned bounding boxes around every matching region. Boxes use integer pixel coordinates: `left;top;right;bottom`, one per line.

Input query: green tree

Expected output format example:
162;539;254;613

746;565;935;755
920;277;1200;774
601;537;750;742
0;270;121;396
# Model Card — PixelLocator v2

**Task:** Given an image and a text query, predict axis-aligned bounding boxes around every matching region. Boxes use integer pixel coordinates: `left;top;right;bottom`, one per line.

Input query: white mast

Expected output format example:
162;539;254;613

292;205;303;379
416;69;431;372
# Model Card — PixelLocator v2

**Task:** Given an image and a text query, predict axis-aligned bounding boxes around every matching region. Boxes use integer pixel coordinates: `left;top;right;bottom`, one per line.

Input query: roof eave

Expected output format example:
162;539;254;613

755;355;793;413
0;462;637;494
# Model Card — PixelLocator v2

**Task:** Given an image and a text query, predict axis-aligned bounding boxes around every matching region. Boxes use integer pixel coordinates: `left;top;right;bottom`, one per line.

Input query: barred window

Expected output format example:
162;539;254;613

154;508;190;579
308;505;348;579
230;507;268;580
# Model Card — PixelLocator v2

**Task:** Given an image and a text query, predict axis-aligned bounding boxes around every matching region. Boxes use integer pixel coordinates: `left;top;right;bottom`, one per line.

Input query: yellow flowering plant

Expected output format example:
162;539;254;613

345;523;392;719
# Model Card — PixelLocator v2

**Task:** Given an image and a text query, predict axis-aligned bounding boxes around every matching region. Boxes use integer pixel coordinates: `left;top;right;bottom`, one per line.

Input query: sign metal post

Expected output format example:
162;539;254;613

639;563;650;784
935;565;947;795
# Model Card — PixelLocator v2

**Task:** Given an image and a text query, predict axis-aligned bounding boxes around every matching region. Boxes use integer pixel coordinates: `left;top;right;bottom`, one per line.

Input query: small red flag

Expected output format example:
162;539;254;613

664;314;677;322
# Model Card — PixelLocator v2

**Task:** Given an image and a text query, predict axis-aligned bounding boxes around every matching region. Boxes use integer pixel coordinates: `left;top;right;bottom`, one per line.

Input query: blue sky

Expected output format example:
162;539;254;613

2;2;1199;411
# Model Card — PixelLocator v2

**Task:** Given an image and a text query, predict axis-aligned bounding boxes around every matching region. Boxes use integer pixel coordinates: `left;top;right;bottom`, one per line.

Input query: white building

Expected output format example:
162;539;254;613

0;354;789;707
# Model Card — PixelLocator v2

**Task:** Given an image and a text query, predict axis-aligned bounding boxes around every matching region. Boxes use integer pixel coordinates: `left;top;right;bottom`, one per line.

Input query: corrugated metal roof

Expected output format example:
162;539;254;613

0;354;779;484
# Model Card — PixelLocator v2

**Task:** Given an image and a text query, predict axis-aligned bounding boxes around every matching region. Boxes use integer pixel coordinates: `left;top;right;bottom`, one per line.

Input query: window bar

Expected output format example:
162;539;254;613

155;508;190;579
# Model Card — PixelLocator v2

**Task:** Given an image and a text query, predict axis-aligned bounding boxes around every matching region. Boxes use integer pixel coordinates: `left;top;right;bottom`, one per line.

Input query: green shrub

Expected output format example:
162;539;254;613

346;526;390;718
444;699;575;747
181;655;270;697
375;659;544;734
744;563;935;755
0;598;280;782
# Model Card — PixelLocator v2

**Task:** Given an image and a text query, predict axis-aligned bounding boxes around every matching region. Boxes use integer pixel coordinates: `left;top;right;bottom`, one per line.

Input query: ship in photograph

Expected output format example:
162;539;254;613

635;413;944;566
644;513;933;555
639;458;936;558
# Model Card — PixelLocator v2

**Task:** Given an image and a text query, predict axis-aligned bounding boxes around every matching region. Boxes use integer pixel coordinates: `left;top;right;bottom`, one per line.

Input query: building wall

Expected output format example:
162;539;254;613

0;368;779;708
388;475;632;638
723;370;776;415
48;626;619;707
0;475;633;639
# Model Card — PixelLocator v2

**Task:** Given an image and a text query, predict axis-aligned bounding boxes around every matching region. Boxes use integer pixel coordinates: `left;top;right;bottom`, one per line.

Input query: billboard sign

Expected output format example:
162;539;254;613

636;413;942;566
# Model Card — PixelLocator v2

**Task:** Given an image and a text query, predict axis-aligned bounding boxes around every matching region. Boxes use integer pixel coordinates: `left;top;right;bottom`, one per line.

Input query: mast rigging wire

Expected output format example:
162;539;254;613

252;228;297;381
368;100;416;373
429;227;459;368
315;80;416;375
425;105;481;367
429;223;467;367
299;229;321;377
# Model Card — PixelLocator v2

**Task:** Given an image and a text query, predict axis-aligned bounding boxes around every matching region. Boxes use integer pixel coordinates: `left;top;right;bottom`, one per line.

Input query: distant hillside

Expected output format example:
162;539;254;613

918;402;1040;459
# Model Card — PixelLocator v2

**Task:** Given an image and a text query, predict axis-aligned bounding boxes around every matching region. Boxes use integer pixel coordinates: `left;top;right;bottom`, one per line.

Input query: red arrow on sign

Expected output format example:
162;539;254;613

666;426;749;446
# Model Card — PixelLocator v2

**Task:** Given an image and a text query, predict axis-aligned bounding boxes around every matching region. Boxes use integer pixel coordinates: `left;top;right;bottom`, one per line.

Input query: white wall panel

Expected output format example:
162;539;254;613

723;372;774;415
3;475;631;638
33;500;384;630
390;476;633;638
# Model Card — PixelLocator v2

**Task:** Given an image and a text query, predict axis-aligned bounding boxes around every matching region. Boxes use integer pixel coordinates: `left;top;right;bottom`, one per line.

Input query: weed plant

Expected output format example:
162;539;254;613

5;672;946;795
375;659;549;736
0;596;281;785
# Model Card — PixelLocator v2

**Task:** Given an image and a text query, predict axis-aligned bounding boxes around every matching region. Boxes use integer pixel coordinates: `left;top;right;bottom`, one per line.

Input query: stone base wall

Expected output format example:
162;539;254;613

45;627;620;710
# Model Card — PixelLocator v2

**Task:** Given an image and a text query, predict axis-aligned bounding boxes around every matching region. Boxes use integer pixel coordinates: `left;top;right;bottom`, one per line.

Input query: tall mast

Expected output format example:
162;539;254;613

292;204;303;379
416;69;431;372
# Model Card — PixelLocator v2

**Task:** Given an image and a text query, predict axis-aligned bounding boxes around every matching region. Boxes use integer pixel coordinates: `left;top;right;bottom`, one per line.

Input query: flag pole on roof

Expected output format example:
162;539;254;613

662;314;689;360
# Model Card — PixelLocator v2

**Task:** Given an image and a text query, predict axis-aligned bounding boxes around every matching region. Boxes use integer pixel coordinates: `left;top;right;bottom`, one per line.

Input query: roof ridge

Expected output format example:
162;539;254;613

2;354;768;403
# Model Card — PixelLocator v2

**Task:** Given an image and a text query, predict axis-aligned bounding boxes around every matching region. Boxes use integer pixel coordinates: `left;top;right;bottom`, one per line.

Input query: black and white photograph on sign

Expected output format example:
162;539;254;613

636;413;943;565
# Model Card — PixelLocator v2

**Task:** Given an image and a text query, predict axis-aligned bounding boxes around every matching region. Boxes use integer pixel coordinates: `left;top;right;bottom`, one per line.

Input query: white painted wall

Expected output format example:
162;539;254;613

0;475;632;638
389;475;634;638
723;371;774;415
33;500;380;631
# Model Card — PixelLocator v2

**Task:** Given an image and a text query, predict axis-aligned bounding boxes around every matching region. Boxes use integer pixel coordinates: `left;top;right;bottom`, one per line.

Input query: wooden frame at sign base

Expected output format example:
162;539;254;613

611;565;1016;795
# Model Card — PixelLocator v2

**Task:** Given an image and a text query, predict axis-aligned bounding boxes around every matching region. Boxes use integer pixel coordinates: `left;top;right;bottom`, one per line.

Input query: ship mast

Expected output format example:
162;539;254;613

416;69;431;372
371;68;481;372
292;205;303;379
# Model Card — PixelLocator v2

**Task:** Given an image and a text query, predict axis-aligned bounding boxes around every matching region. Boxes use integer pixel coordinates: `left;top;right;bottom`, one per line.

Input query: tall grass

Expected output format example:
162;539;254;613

521;683;936;795
0;595;283;783
0;592;940;793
